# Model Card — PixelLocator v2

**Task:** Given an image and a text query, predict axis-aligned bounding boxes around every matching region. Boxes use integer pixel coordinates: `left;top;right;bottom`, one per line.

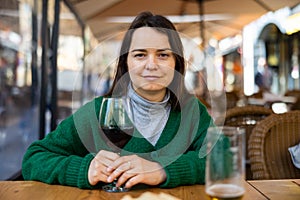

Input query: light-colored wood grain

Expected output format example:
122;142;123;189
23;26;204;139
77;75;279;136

0;180;267;200
248;179;300;200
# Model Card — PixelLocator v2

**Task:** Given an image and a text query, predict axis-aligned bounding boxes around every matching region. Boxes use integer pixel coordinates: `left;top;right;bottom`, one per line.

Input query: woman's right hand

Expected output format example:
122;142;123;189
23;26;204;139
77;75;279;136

88;150;120;185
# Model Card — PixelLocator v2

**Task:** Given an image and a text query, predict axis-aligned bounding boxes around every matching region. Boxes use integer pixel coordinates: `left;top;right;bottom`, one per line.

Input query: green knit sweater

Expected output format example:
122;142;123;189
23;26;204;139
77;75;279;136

22;96;212;189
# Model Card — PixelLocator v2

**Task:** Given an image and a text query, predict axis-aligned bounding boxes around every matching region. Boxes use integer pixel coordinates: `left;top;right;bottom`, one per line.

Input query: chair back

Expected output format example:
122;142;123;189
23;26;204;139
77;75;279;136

221;105;273;156
224;105;272;133
216;105;273;179
248;110;300;179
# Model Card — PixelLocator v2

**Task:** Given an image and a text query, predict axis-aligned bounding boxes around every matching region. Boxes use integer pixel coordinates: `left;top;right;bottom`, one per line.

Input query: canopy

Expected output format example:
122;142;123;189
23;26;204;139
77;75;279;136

68;0;300;45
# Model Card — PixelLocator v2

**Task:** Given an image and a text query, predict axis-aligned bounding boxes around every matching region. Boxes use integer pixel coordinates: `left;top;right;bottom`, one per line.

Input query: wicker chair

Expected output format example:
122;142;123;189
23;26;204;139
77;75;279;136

215;105;273;179
248;110;300;179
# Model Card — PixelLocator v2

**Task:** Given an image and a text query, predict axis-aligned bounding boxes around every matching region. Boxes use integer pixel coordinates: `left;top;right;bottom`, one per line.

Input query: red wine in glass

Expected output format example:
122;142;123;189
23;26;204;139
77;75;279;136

101;126;134;150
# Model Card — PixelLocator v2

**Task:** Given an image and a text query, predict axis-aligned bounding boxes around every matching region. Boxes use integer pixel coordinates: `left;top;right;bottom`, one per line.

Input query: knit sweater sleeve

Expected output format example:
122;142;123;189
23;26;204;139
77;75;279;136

22;100;100;189
159;99;213;188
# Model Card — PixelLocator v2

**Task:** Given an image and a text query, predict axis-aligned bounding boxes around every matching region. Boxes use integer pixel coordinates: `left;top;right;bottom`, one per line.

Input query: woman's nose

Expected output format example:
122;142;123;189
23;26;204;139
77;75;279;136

145;55;158;70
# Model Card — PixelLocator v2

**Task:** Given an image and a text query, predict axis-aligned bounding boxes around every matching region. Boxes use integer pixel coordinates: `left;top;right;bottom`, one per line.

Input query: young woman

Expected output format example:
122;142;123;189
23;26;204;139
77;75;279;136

22;11;213;190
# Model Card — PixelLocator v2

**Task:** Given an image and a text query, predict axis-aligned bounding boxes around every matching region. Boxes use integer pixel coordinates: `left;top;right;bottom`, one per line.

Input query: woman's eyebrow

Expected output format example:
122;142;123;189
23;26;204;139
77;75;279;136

157;48;172;52
130;49;147;53
130;48;172;52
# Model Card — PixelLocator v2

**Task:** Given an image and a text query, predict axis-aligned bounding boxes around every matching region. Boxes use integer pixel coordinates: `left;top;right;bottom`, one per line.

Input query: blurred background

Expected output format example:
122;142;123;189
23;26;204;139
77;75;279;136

1;0;300;180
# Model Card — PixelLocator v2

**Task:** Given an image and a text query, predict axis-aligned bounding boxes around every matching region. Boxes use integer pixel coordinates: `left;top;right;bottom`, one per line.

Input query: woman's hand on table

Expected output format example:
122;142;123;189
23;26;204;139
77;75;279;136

106;155;167;189
88;150;120;185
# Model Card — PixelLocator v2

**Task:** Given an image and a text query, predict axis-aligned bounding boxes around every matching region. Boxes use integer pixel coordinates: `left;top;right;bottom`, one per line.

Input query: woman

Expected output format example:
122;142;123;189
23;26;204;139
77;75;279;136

22;11;212;190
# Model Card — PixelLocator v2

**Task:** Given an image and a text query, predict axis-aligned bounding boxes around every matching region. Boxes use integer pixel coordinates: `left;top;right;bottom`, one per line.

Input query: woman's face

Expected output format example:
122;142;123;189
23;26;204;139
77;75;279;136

127;27;176;101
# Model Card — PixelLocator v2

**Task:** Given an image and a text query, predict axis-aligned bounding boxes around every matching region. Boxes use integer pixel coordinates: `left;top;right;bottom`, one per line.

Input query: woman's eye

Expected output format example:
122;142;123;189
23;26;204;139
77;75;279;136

134;53;145;58
159;53;170;58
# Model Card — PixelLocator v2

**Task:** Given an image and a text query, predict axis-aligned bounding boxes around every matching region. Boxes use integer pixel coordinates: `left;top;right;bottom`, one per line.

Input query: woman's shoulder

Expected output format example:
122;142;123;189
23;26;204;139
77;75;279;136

184;95;207;109
82;96;104;107
176;95;209;119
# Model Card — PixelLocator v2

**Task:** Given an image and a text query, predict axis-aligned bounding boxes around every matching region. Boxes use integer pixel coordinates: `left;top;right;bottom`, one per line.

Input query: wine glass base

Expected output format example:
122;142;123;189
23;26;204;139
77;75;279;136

102;184;129;192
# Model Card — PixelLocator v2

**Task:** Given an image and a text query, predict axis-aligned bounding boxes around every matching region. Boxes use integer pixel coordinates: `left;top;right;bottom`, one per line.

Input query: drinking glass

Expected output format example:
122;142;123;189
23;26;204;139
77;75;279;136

205;126;245;200
99;97;134;192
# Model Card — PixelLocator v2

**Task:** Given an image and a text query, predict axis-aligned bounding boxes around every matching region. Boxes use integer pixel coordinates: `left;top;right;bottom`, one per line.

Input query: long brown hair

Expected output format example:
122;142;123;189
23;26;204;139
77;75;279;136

106;11;191;111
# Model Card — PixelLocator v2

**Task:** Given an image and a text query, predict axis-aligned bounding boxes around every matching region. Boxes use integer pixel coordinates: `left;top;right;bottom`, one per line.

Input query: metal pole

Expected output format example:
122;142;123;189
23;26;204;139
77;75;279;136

50;0;60;131
81;24;86;106
31;0;38;106
39;0;49;139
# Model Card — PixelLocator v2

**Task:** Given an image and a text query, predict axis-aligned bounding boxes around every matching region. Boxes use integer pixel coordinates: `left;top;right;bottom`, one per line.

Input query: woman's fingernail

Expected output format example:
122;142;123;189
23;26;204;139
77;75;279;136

107;176;113;182
106;167;112;172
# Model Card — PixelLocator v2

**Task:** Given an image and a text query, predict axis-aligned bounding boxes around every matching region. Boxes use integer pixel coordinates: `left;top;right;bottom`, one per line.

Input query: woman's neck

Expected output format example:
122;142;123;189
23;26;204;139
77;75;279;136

133;88;166;102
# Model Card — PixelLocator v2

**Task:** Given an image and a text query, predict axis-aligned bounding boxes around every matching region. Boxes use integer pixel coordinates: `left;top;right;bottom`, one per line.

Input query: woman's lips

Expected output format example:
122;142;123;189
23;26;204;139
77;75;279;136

142;75;161;81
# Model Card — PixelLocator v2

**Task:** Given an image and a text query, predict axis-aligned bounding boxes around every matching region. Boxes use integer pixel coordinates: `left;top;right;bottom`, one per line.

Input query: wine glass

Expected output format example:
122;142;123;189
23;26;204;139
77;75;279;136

205;126;245;200
99;97;134;192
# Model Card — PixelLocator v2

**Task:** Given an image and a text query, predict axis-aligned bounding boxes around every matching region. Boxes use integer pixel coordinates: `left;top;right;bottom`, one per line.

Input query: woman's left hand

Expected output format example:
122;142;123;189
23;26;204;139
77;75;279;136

106;155;166;188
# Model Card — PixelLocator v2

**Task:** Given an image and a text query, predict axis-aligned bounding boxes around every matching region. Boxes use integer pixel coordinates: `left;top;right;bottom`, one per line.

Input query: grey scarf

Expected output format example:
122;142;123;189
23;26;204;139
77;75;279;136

127;84;171;145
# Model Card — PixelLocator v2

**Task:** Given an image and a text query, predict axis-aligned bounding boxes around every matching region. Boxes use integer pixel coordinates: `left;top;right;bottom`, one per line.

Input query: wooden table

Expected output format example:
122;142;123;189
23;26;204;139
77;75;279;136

0;180;266;200
248;179;300;200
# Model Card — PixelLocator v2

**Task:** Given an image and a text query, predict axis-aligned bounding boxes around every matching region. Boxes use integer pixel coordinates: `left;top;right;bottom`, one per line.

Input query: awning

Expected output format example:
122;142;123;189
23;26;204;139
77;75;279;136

67;0;300;45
